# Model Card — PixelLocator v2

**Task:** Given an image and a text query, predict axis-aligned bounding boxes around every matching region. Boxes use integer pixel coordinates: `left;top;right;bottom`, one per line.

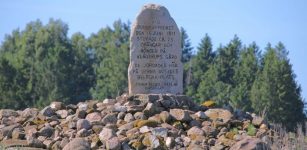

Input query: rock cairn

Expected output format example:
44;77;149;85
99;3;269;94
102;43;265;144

0;94;272;150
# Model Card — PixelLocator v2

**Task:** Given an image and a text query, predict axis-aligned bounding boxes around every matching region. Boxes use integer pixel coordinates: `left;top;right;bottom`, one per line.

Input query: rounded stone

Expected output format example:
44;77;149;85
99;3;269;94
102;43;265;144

86;112;102;123
63;138;90;150
76;119;91;131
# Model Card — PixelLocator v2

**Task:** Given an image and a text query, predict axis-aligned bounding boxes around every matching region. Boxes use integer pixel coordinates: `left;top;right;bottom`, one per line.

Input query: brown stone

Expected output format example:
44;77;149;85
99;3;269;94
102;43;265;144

230;137;271;150
205;109;233;125
63;138;90;150
170;109;192;122
0;109;19;119
101;113;118;125
187;126;204;137
86;112;102;124
106;136;121;150
99;128;116;143
1;139;29;148
50;101;64;111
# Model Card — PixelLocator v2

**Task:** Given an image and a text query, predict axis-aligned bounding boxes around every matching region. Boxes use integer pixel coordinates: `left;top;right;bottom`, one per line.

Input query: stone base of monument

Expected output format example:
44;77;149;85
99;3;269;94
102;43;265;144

126;94;207;112
0;93;271;150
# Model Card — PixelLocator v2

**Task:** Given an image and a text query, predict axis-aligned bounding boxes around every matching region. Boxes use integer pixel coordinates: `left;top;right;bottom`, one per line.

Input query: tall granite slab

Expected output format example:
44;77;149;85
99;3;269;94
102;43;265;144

128;4;183;95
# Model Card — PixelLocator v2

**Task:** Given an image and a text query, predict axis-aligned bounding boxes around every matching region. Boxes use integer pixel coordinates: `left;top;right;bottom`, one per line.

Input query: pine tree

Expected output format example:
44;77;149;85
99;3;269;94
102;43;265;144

32;19;74;106
0;19;95;108
180;27;193;91
0;54;25;109
185;34;214;100
251;43;305;131
90;20;130;99
69;32;94;103
196;36;241;105
215;35;241;85
180;27;193;63
230;42;260;111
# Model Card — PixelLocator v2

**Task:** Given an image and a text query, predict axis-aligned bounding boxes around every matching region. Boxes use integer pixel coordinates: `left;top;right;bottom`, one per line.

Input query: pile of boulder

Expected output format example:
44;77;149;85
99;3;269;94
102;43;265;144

0;94;272;150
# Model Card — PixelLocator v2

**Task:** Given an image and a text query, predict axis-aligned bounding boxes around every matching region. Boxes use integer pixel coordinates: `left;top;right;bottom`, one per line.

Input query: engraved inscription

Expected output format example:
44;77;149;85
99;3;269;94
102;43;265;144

128;4;183;94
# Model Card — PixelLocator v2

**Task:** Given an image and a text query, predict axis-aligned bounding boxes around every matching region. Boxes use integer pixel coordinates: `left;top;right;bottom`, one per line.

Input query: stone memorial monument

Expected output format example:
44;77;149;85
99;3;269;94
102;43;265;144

128;4;183;95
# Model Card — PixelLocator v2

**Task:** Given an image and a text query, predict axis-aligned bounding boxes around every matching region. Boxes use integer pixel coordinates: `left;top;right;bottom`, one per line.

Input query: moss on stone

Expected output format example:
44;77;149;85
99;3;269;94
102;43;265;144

132;141;144;150
134;119;158;128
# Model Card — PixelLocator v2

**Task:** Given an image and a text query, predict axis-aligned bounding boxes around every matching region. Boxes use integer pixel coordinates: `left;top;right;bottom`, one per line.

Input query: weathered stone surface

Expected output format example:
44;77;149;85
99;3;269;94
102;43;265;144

202;125;217;137
0;124;20;138
151;127;168;137
40;106;55;117
128;4;183;95
1;139;29;148
77;102;88;111
170;109;192;122
143;102;163;117
142;134;161;149
50;101;64;111
101;113;118;125
188;143;203;150
76;110;87;119
139;125;151;133
76;128;90;137
159;111;171;123
38;126;54;137
195;111;207;119
103;98;116;104
165;136;175;148
124;113;135;123
76;119;91;131
99;128;116;143
21;108;39;118
43;139;53;149
56;110;69;119
187;126;204;137
27;137;45;148
63;138;90;150
12;128;25;139
211;144;226;150
118;121;135;131
205;109;233;124
113;105;127;112
134;112;147;120
86;112;102;123
106;136;121;150
0;109;19;119
229;137;271;150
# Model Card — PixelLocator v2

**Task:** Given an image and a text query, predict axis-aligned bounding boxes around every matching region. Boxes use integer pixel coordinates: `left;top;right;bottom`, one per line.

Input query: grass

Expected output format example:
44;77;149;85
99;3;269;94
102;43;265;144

268;123;307;150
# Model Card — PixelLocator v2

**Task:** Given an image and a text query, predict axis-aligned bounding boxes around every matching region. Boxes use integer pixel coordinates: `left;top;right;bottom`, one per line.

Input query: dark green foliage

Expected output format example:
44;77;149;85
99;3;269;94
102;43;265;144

185;34;214;102
69;33;94;102
230;42;260;111
89;20;130;99
196;36;241;105
250;43;305;131
188;35;305;130
0;19;93;108
181;27;193;92
180;27;193;63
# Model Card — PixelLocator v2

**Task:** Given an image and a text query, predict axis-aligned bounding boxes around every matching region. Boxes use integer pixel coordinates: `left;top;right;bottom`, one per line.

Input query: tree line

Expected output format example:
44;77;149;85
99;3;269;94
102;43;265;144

0;19;305;130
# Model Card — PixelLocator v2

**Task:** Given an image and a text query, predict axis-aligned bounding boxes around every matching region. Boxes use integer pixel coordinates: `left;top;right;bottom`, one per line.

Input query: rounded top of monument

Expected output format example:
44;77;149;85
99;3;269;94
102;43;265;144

139;3;170;17
142;3;166;10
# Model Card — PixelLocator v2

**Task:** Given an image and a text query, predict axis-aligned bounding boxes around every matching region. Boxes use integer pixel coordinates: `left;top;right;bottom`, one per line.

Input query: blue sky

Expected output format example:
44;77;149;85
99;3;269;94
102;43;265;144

1;0;307;100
